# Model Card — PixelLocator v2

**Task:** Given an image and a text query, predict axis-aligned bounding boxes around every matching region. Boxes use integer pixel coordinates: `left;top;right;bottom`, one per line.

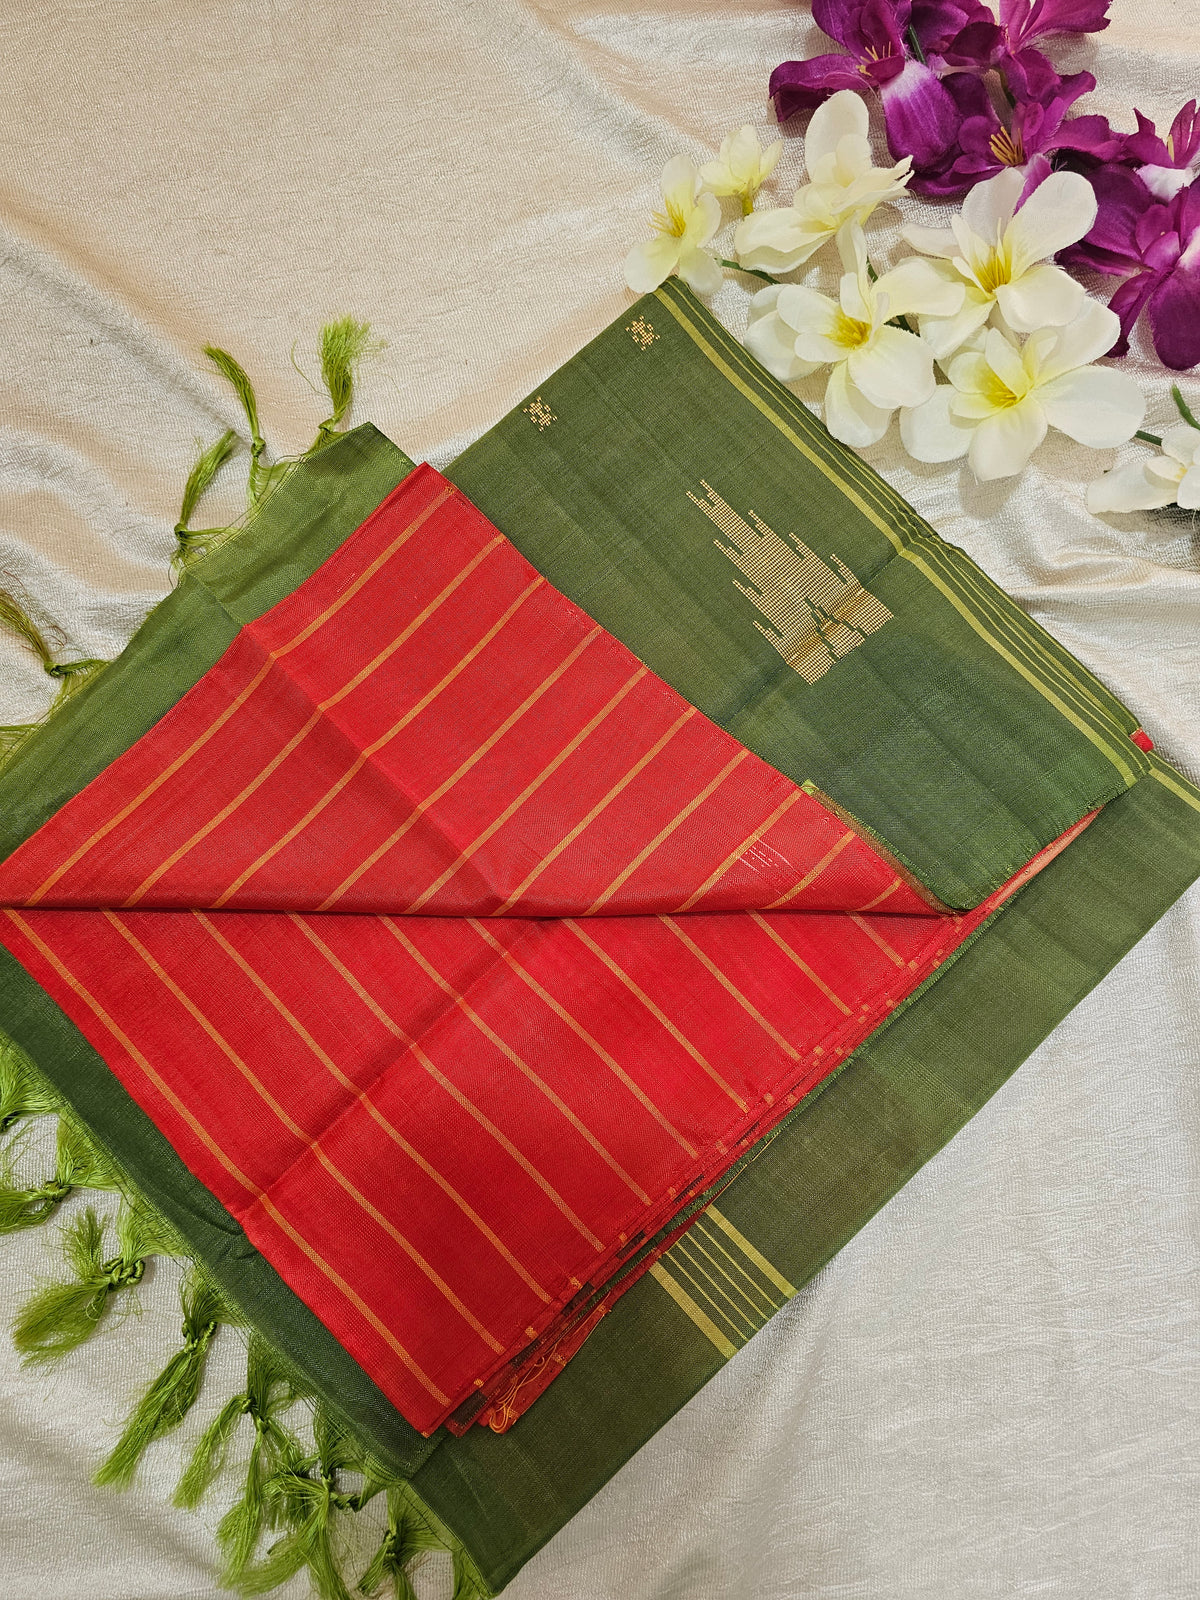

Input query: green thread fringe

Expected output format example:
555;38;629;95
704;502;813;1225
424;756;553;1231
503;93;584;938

0;1033;488;1599
0;582;107;767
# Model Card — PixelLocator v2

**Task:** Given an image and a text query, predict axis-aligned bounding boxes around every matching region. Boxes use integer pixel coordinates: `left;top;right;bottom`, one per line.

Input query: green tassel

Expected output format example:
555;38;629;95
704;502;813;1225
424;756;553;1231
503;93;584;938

204;347;292;508
0;1116;119;1235
174;429;239;565
358;1490;426;1600
310;318;380;454
94;1272;225;1489
0;586;107;764
0;1036;59;1135
196;1336;301;1581
12;1201;160;1362
239;1408;361;1600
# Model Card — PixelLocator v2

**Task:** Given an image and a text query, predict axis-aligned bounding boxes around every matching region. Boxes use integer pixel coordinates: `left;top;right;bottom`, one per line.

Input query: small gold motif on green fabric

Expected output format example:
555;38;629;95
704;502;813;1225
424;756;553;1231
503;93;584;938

687;482;892;685
626;317;659;350
524;397;558;430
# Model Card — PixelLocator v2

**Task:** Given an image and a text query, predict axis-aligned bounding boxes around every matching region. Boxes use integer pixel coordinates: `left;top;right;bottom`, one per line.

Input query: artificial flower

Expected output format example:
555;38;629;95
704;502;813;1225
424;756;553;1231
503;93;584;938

1120;101;1200;202
735;91;912;274
700;126;783;214
769;0;963;170
624;156;723;296
903;166;1097;357
1087;421;1200;512
1061;170;1200;369
744;221;964;446
900;301;1145;479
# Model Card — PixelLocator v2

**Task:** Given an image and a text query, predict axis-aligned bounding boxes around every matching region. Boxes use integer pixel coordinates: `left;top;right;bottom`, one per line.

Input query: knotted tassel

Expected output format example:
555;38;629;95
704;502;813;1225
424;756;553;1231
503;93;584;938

94;1272;225;1489
239;1407;361;1600
11;1201;161;1362
0;1036;58;1136
204;347;293;508
173;1332;300;1586
173;428;239;566
358;1489;428;1600
0;1116;119;1235
309;318;379;455
0;585;107;763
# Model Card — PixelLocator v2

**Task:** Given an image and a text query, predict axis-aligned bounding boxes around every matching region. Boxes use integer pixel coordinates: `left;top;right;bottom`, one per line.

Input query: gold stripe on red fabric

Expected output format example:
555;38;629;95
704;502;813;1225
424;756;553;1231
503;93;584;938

673;789;802;913
661;915;803;1059
763;829;856;911
746;911;852;1016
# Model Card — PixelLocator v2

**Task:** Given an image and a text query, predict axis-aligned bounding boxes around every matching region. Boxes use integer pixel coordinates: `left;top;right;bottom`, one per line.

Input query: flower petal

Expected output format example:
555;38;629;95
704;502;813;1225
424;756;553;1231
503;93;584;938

777;283;847;355
917;287;992;360
873;256;965;318
745;290;821;380
901;223;960;259
994;263;1084;333
1005;171;1099;275
1147;263;1200;371
661;155;699;213
684;191;723;247
983;326;1030;397
1159;422;1200;465
848;326;936;409
1086;458;1181;513
805;89;870;177
1176;463;1200;508
879;61;962;167
900;385;974;462
1026;299;1121;382
824;362;894;448
624;235;680;293
735;205;831;273
968;397;1048;480
961;168;1024;242
676;244;725;297
1037;365;1145;447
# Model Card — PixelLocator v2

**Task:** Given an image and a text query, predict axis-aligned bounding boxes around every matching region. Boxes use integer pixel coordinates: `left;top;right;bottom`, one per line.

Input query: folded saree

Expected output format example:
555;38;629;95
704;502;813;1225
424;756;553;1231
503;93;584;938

2;283;1198;1597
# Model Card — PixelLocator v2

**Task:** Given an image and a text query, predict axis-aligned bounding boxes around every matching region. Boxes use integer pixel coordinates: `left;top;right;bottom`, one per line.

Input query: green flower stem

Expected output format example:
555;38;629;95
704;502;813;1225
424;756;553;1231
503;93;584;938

1135;429;1164;446
907;24;927;64
720;258;778;285
1171;384;1200;430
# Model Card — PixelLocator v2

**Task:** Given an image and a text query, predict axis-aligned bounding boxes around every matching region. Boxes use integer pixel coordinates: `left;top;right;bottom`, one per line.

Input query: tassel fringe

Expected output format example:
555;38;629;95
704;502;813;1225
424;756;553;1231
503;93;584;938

0;582;108;768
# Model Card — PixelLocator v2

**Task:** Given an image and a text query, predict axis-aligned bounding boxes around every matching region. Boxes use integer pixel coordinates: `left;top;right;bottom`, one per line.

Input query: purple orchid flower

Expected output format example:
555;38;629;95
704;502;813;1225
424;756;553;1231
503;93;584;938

1060;167;1200;369
769;0;964;168
1119;101;1200;200
911;66;1118;195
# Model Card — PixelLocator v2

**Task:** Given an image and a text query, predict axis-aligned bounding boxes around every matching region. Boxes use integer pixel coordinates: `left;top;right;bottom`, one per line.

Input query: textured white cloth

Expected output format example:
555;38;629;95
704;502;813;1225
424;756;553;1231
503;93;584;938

1;3;1198;1596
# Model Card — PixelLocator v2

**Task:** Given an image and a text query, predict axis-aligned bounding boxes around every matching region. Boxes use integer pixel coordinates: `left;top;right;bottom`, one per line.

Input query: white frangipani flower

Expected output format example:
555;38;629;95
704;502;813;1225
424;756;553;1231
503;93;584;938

1087;422;1200;512
700;126;783;215
734;91;912;275
624;156;723;296
745;223;964;448
902;168;1099;359
900;302;1146;482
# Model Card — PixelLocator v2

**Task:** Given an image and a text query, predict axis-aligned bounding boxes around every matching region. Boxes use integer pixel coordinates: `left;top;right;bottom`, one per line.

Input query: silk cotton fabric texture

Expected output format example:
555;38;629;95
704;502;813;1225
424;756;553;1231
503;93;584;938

2;6;1199;1600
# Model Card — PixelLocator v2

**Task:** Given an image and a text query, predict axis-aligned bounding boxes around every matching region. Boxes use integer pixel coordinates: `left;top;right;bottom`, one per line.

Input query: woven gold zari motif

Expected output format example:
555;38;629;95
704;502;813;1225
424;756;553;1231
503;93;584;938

687;483;892;685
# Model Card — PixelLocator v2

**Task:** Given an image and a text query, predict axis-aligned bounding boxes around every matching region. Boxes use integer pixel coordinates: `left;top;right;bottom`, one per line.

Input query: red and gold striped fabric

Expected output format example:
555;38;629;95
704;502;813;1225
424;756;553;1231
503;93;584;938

0;465;1087;1435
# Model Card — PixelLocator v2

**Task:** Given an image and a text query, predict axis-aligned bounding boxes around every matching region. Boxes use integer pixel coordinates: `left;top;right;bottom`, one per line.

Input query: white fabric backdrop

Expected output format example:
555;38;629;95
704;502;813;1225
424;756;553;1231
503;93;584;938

1;3;1198;1596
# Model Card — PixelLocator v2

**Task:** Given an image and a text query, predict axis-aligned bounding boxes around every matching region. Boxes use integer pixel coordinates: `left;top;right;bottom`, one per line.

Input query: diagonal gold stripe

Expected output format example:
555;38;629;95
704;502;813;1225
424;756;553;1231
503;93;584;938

467;918;698;1157
691;1215;783;1316
674;788;802;913
492;706;697;916
27;484;455;909
586;750;749;916
678;1224;779;1321
383;919;651;1203
288;915;603;1250
194;913;551;1304
764;829;855;911
746;910;852;1016
662;915;802;1057
210;569;541;908
648;1262;737;1358
563;919;748;1112
656;285;1138;787
2;910;449;1404
126;533;505;908
1;910;259;1198
318;627;602;910
670;1235;762;1335
406;667;648;913
707;1204;797;1297
107;912;504;1351
856;876;902;912
848;911;906;967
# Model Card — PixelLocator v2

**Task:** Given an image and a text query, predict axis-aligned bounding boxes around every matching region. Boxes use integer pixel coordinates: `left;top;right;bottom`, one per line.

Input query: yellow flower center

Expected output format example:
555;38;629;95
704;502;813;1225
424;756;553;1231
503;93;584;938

832;311;871;351
651;199;689;238
979;368;1023;410
972;243;1013;295
988;126;1025;166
